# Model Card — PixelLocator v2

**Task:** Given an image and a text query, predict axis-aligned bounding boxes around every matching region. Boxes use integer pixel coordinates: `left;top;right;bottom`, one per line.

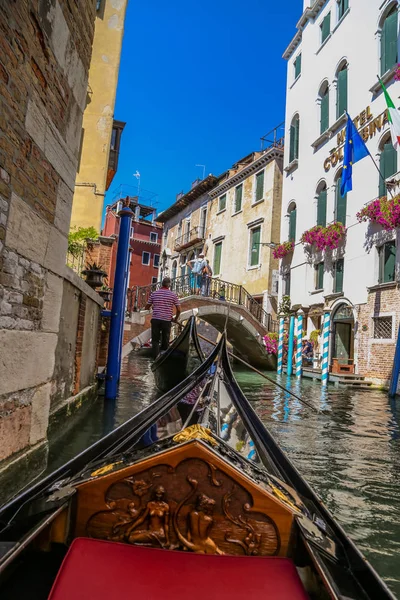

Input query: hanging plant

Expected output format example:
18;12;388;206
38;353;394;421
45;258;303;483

263;332;279;355
395;64;400;82
301;222;346;251
272;241;294;260
356;194;400;231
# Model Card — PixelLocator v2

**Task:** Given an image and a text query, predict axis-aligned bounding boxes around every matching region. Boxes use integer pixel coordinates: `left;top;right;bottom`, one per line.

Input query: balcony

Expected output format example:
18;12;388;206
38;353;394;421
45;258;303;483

174;226;206;252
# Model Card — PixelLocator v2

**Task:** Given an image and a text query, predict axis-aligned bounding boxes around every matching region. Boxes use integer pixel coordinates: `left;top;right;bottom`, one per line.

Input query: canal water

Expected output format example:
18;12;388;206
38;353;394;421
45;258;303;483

5;351;400;596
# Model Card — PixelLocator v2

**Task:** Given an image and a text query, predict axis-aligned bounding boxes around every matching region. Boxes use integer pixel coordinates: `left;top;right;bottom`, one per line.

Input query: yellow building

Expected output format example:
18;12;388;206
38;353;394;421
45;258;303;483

207;146;283;316
70;0;128;232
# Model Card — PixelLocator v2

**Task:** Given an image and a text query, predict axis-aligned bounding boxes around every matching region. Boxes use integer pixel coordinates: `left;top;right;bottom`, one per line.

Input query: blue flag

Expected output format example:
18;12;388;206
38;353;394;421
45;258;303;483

340;112;370;196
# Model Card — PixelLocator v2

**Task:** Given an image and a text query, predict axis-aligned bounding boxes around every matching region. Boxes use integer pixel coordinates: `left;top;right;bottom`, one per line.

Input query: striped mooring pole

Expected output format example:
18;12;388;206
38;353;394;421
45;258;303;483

321;309;331;387
277;314;285;375
295;309;304;379
287;315;295;377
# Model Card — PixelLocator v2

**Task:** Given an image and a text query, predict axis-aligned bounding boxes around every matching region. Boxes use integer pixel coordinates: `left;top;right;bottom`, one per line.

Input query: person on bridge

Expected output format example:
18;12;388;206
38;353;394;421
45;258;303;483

188;252;206;295
145;277;181;358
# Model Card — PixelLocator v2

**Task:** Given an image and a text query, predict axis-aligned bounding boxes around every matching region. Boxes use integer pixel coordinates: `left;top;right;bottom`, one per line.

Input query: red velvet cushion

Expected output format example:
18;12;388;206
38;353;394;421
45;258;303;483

49;537;308;600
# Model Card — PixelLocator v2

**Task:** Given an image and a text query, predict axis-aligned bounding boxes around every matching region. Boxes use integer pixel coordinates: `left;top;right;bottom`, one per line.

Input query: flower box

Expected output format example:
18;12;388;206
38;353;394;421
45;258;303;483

301;222;346;251
272;241;294;260
356;194;400;230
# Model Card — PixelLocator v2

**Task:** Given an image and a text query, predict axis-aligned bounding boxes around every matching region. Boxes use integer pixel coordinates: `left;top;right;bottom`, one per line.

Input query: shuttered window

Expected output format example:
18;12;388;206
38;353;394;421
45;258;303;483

320;13;331;44
289;116;300;163
336;65;348;119
315;262;324;290
213;242;222;275
320;88;329;134
289;207;297;243
255;170;264;202
234;185;243;213
335;180;347;226
379;241;396;283
338;0;348;20
334;259;344;293
218;194;226;212
249;227;261;267
294;54;302;79
317;187;327;227
379;140;397;197
381;7;398;76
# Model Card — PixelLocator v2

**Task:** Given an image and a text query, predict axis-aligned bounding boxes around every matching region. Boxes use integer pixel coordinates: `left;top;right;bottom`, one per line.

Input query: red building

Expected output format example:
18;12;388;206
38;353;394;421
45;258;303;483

88;196;162;293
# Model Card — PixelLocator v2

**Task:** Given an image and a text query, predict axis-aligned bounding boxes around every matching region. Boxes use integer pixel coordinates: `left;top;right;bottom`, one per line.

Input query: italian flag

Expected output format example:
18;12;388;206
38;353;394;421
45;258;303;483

380;79;400;151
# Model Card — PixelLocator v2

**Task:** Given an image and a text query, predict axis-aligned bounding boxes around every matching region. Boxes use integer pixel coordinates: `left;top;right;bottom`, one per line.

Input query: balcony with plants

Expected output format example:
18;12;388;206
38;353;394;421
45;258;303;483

300;222;346;252
174;226;206;252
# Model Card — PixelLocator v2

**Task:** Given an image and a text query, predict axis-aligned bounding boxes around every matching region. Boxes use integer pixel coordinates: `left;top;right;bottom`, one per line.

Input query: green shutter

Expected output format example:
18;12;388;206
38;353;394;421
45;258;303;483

384;241;396;282
294;54;301;79
289;118;299;162
250;227;261;267
290;124;295;162
317;188;327;227
256;171;264;201
321;13;331;43
338;0;348;20
336;182;347;225
382;8;398;75
219;194;226;211
337;66;348;119
334;259;344;293
235;185;242;213
213;242;222;275
379;141;397;196
289;208;297;242
316;262;324;290
320;90;329;134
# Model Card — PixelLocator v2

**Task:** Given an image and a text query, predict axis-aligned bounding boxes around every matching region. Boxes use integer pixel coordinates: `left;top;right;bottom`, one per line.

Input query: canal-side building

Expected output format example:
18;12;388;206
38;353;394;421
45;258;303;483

70;0;128;232
280;0;400;385
207;146;283;317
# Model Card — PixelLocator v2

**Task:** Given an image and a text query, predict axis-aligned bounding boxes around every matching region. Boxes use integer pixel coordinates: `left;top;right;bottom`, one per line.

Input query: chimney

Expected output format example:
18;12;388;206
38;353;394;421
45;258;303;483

176;191;184;201
191;178;201;189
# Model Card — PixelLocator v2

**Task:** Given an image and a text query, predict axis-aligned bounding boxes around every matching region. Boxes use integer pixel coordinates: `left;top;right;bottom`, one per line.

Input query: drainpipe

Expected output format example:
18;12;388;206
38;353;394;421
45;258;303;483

287;315;295;377
105;200;133;400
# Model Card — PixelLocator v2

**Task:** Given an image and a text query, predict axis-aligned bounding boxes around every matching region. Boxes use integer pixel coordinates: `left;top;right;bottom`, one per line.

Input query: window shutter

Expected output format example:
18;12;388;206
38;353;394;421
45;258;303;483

334;259;344;293
256;171;264;201
235;185;242;213
317;188;327;227
380;141;398;196
295;118;299;159
321;13;331;43
318;262;324;289
384;241;396;282
213;243;222;275
294;54;301;79
337;67;348;119
382;9;398;75
290;124;295;162
336;183;347;225
289;208;297;242
320;90;329;134
250;227;261;267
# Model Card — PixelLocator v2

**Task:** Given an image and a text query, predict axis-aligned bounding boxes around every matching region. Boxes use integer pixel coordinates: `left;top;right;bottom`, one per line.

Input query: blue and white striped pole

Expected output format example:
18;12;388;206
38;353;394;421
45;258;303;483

277;314;285;375
287;315;295;377
295;309;304;379
321;309;331;387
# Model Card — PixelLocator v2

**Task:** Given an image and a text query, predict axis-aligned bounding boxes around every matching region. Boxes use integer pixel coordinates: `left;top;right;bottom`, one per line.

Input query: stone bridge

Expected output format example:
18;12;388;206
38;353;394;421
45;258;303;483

122;295;276;369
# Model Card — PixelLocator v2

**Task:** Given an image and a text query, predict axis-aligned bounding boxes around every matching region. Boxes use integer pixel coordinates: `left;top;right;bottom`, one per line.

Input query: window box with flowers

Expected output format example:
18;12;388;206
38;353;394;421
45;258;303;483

272;241;294;260
395;64;400;82
300;222;346;251
356;194;400;230
262;332;279;370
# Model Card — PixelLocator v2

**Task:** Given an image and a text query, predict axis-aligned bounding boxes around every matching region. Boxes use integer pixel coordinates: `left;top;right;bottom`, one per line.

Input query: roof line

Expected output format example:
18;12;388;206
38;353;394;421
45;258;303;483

282;0;326;60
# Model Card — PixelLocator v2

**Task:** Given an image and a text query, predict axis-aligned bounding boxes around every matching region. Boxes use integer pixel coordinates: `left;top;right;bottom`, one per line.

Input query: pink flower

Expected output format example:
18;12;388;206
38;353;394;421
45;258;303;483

357;194;400;230
272;241;294;260
301;222;346;251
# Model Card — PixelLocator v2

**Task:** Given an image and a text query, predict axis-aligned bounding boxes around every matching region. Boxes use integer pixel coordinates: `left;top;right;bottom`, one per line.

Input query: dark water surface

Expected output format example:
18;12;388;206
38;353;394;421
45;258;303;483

4;351;400;596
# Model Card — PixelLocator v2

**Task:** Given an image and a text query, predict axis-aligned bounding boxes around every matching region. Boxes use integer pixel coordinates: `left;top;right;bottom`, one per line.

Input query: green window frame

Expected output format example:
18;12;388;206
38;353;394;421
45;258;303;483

213;242;222;275
338;0;348;20
381;7;398;76
255;170;264;202
320;12;331;44
249;226;261;267
234;184;243;213
335;178;347;226
317;187;327;227
294;54;302;79
336;65;348;119
283;272;291;297
288;206;297;243
315;262;324;290
334;259;344;293
289;116;300;163
379;241;396;283
320;87;329;134
379;139;397;197
218;194;226;212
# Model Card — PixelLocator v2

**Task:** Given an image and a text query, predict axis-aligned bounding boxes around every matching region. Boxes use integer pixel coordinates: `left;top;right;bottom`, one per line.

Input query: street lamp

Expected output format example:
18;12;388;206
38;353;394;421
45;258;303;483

252;242;278;253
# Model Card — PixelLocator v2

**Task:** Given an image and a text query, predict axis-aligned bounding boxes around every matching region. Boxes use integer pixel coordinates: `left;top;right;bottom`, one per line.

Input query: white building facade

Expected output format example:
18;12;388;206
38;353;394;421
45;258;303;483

280;0;400;384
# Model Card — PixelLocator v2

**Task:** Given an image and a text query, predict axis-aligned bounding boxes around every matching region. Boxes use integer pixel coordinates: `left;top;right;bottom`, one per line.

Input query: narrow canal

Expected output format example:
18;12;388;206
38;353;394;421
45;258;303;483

7;351;400;597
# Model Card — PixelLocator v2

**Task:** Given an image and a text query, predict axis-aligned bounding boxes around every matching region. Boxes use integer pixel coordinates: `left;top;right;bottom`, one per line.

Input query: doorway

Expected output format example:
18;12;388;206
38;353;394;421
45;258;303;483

331;304;354;370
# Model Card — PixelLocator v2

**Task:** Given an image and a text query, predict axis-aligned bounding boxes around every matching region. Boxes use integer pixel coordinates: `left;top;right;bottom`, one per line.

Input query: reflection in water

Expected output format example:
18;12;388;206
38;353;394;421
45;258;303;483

235;369;400;597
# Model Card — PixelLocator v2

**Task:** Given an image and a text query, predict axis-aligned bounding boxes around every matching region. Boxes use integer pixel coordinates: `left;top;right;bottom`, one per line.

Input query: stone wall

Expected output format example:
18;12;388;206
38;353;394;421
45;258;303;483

0;1;97;473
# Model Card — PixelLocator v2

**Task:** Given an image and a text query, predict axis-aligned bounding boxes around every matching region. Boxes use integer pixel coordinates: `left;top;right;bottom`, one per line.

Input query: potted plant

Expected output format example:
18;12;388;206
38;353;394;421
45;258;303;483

98;281;112;303
301;222;346;251
310;329;321;369
272;241;294;260
262;332;278;370
82;262;107;290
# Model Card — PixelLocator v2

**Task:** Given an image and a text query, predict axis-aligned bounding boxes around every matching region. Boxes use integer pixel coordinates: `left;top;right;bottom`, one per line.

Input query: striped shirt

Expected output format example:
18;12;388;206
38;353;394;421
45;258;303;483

149;288;180;321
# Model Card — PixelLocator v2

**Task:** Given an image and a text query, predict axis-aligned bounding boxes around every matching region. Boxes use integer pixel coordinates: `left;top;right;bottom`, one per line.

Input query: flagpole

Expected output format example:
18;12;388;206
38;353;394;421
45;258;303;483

374;75;396;198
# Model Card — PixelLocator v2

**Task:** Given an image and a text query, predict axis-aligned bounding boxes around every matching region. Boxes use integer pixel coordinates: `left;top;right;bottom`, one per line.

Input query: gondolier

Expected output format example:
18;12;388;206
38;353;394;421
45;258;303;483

145;277;181;358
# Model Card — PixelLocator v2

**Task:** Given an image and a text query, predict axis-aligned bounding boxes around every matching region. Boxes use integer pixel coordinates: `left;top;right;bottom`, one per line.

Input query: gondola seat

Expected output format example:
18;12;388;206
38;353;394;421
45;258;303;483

48;538;308;599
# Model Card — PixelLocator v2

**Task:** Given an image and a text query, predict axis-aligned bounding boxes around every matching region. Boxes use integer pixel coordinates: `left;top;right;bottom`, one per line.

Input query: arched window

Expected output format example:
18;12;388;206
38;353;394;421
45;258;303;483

171;260;177;280
319;82;329;134
336;62;348;119
335;171;347;225
316;183;327;227
288;203;297;242
379;135;397;196
380;5;398;75
180;254;186;277
289;114;300;163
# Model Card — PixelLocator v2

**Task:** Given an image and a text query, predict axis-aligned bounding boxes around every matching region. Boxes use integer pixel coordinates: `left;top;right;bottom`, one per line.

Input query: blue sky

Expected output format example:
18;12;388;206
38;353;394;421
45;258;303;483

106;0;303;216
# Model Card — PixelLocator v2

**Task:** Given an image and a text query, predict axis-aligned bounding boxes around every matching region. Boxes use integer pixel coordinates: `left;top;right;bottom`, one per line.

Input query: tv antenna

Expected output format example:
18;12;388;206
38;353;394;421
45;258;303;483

195;164;206;180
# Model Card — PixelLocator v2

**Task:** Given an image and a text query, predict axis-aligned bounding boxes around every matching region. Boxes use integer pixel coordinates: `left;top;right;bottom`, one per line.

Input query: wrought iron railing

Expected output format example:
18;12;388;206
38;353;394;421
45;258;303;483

174;226;206;251
126;275;278;333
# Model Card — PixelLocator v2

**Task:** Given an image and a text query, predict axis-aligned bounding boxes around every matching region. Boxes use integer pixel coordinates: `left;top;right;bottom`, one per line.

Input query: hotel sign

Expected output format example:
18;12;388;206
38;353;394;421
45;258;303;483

324;106;389;172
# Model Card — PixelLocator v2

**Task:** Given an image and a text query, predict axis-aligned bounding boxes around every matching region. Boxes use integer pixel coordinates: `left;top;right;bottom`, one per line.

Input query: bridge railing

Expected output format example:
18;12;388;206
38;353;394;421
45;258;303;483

127;275;278;333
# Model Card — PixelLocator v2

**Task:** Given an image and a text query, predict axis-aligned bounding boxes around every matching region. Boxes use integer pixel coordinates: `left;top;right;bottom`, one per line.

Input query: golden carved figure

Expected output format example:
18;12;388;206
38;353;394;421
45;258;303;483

173;425;217;446
124;485;170;548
